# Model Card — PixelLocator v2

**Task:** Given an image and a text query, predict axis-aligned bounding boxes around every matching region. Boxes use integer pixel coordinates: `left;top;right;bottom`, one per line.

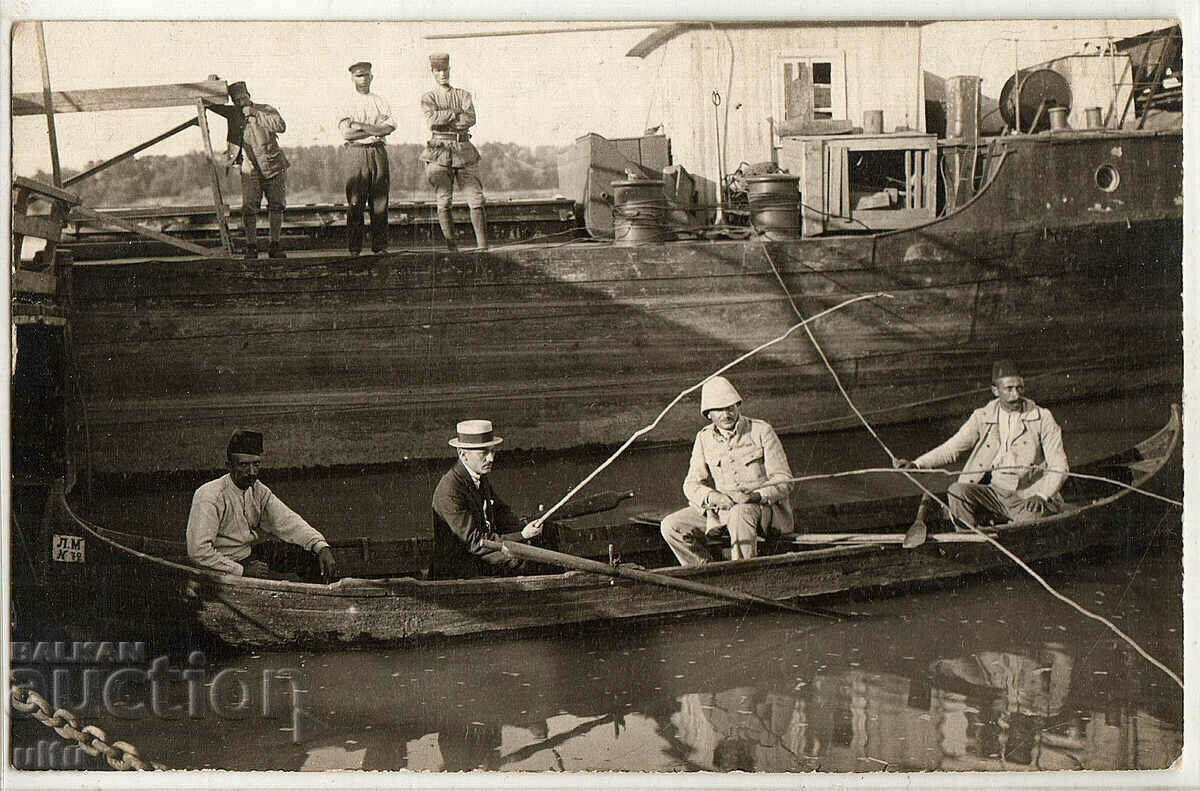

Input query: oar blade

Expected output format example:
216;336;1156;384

902;519;927;549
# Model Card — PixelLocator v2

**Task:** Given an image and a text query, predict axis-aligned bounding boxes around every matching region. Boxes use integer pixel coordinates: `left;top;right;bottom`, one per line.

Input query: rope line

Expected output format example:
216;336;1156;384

526;293;888;529
756;241;1184;692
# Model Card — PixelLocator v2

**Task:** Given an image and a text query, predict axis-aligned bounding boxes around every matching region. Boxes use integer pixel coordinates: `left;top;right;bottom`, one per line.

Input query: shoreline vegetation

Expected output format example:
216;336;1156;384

31;141;566;208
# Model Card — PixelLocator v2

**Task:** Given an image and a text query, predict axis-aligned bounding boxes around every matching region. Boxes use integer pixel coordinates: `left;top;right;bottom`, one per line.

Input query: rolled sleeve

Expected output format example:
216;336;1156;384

186;493;244;575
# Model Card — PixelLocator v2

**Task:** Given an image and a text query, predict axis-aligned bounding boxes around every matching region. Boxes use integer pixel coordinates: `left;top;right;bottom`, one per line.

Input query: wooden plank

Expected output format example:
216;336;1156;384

12;79;228;116
13;176;80;205
12;213;62;242
34;23;62;186
194;99;232;254
12;269;58;295
64;118;199;187
786;532;992;544
68;205;216;256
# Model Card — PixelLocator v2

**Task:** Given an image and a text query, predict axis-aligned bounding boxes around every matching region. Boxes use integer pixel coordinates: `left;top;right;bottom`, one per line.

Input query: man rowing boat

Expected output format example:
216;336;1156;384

659;377;795;566
186;430;337;581
895;360;1069;527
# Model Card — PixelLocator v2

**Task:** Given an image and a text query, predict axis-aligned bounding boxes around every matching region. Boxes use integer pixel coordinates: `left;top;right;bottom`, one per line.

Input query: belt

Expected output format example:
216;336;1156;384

346;141;386;148
431;131;470;142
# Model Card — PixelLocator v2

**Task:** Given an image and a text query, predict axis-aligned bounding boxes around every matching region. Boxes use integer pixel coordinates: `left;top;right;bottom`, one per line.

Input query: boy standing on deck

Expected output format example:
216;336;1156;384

339;61;395;256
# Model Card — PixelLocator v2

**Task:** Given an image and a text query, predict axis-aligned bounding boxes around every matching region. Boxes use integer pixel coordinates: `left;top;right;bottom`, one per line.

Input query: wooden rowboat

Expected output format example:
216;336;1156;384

37;407;1179;648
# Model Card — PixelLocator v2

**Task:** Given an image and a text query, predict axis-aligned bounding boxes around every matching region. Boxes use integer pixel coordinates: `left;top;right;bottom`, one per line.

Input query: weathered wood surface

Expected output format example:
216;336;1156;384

35;409;1180;647
65;132;1183;474
12;79;229;115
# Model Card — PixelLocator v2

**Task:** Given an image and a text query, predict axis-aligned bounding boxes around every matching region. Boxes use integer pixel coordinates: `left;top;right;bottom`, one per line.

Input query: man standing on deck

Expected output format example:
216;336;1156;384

187;430;337;582
419;52;488;253
659;377;795;566
428;420;545;580
339;61;395;256
894;360;1069;527
217;81;290;259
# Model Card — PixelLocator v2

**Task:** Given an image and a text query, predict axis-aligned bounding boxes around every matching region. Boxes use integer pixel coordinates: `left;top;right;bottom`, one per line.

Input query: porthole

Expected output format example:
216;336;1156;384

1095;164;1120;192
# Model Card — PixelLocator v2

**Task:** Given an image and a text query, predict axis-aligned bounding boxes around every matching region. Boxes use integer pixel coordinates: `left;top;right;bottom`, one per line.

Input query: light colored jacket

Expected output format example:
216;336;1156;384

914;398;1068;501
186;474;328;575
682;416;794;533
238;104;289;180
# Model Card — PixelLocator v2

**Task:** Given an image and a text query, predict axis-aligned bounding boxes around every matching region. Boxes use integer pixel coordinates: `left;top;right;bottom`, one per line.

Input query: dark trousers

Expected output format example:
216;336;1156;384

344;143;390;253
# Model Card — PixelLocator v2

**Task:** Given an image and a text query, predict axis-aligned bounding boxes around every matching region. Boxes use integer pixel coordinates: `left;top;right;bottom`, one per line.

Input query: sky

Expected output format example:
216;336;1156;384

10;20;659;176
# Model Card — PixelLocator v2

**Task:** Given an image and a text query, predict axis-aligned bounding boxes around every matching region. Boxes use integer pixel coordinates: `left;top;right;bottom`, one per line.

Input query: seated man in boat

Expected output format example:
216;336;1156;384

660;377;795;566
894;360;1068;527
186;430;337;581
428;420;546;580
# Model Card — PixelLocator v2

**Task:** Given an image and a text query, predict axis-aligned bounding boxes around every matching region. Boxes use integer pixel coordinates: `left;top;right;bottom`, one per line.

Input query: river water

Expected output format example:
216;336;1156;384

10;386;1183;775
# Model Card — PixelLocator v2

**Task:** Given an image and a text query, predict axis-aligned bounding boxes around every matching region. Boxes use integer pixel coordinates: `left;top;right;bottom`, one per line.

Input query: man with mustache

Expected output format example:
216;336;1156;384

186;429;336;581
660;377;795;566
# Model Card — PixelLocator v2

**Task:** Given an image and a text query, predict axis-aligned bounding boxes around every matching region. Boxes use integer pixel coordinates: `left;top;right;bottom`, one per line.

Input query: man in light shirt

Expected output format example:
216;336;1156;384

659;376;795;566
895;360;1069;527
339;61;395;256
186;430;337;581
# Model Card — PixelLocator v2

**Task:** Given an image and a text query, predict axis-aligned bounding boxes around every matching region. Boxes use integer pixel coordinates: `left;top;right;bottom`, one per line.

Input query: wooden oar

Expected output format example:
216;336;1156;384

552;489;635;520
902;493;933;549
480;539;843;619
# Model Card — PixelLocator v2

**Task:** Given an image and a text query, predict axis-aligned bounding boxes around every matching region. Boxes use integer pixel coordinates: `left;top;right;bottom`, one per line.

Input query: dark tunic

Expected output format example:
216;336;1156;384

427;461;525;580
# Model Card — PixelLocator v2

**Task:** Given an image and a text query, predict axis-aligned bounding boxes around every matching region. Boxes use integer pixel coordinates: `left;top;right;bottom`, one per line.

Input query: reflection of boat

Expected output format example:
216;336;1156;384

36;406;1178;648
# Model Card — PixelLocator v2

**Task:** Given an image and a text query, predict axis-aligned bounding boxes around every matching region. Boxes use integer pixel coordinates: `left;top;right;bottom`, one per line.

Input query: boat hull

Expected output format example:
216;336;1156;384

33;408;1180;648
68;131;1183;474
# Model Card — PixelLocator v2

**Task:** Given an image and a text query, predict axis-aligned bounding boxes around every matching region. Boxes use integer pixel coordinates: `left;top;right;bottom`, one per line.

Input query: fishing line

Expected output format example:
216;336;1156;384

758;242;1184;691
527;292;888;529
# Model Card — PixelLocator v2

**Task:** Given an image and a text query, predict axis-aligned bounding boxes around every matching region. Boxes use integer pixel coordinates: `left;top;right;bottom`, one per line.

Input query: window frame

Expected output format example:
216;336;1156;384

772;50;848;137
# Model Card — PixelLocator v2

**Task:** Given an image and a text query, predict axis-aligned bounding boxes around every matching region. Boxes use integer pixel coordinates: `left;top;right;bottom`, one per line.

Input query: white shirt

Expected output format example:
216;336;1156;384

339;91;393;145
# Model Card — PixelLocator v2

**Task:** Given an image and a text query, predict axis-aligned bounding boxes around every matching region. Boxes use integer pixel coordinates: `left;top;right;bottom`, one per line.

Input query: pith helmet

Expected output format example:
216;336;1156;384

700;376;742;416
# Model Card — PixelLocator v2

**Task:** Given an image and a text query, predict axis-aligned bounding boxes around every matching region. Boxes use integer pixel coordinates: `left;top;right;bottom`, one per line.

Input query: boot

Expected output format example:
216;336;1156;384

437;208;458;252
470;206;489;252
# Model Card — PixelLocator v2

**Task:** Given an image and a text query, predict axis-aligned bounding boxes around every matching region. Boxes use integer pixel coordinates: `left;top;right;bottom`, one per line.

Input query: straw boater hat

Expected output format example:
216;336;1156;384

449;419;503;449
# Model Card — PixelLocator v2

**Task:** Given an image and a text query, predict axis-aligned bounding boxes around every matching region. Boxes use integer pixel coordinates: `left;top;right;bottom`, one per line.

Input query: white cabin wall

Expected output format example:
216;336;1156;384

649;25;922;208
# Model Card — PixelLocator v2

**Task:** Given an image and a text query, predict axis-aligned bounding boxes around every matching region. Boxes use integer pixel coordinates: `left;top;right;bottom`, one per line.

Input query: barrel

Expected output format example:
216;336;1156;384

744;174;801;241
1084;106;1103;128
1047;106;1069;131
945;75;981;140
999;68;1072;133
611;179;668;246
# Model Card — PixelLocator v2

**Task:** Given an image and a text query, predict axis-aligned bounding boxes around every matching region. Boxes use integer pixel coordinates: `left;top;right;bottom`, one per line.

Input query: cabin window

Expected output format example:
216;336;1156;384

774;52;847;129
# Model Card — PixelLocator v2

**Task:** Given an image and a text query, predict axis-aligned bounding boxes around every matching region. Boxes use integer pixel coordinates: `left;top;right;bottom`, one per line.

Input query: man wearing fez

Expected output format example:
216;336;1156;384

660;376;795;566
419;52;488;252
187;430;337;582
428;420;545;580
895;360;1069;527
217;81;290;259
339;61;396;256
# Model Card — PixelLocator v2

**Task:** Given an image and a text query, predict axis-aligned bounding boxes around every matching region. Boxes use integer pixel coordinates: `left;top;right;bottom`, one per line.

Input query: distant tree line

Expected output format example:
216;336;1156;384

36;142;567;207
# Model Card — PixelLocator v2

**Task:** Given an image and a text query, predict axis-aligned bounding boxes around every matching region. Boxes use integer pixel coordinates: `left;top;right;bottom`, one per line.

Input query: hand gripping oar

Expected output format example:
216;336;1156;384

902;493;932;549
481;539;843;620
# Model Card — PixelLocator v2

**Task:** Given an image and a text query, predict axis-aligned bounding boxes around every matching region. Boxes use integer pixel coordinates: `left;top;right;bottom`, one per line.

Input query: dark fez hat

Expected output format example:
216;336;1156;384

227;429;264;457
992;360;1022;381
429;52;450;69
227;81;250;99
348;61;372;74
448;419;503;449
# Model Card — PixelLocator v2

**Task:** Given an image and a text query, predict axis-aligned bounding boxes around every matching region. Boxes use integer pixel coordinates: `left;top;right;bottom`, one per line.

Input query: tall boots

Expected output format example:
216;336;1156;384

469;206;488;252
437;207;458;252
438;207;489;253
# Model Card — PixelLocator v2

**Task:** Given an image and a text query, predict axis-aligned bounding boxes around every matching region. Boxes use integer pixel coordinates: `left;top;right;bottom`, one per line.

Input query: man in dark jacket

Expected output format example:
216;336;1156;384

427;420;545;580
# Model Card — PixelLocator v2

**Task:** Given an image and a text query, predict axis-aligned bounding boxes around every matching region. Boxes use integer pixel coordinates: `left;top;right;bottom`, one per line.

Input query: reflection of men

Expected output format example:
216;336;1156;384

660;377;794;566
419;52;488;252
896;361;1068;527
428;420;543;580
186;430;336;581
220;81;290;259
339;61;395;256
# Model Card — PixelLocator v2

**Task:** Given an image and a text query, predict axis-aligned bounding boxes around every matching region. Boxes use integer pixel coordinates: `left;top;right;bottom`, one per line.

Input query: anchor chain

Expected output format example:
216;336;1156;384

9;685;169;770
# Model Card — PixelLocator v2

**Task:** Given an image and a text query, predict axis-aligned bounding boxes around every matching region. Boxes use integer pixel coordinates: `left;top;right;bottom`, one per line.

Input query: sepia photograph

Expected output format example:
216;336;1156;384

4;3;1193;787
